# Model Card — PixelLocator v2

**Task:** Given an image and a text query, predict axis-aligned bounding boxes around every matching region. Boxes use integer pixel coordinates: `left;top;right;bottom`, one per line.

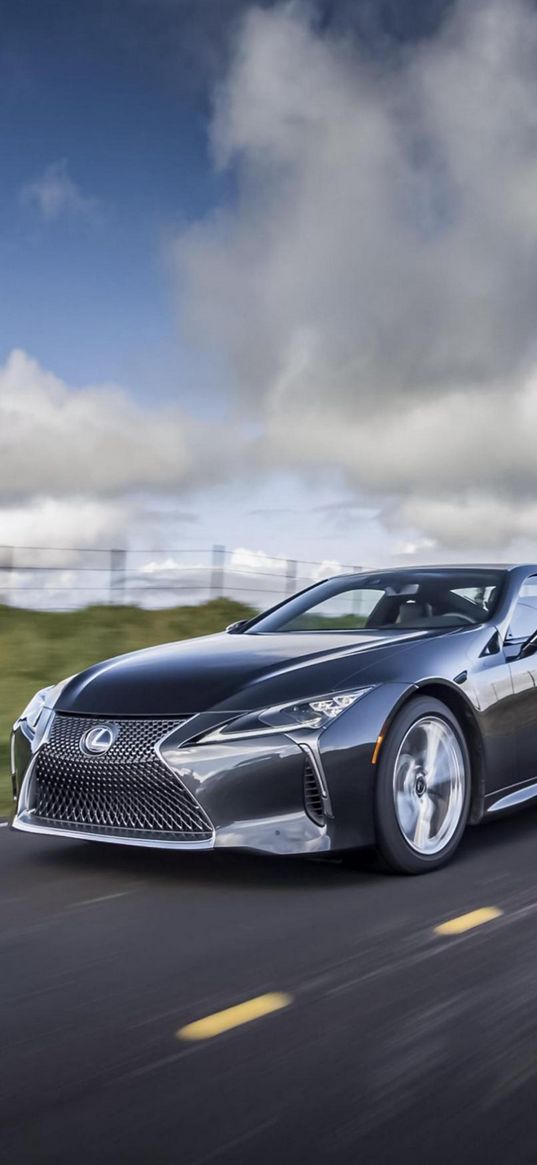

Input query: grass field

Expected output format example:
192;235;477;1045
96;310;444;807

0;598;255;815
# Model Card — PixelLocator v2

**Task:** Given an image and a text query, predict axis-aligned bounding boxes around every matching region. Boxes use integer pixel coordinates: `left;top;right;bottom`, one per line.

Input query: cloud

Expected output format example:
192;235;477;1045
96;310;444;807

175;0;537;551
0;497;139;604
0;497;134;554
20;159;102;224
391;536;437;559
0;348;199;500
391;498;537;552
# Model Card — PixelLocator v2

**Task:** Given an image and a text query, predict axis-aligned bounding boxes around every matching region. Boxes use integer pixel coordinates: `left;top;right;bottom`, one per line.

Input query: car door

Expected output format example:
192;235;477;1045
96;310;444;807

505;573;537;788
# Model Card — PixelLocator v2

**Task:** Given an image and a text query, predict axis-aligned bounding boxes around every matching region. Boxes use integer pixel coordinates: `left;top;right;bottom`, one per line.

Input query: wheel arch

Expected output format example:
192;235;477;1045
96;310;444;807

378;680;486;824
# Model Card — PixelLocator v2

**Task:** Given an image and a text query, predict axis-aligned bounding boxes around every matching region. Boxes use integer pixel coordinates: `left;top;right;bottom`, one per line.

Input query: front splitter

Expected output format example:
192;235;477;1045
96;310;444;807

11;807;329;855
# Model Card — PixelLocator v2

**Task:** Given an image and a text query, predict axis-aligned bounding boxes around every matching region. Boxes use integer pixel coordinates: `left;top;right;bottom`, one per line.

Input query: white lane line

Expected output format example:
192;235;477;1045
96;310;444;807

65;890;133;909
189;1119;278;1165
0;822;9;828
120;1045;202;1079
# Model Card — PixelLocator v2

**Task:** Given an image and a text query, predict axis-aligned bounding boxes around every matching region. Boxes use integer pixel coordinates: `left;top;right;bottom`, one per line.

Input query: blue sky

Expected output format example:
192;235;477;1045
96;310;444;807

3;0;537;594
0;13;225;396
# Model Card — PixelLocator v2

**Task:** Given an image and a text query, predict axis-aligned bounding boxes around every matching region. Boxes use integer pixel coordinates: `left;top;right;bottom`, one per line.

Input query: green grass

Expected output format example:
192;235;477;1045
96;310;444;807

0;598;256;816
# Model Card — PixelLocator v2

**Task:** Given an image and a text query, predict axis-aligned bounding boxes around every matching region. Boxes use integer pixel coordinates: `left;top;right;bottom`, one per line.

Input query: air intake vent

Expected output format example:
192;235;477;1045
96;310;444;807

303;759;325;825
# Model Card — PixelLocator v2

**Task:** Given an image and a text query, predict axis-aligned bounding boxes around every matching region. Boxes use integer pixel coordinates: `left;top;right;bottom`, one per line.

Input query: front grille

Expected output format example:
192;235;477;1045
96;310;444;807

303;759;325;825
32;715;213;841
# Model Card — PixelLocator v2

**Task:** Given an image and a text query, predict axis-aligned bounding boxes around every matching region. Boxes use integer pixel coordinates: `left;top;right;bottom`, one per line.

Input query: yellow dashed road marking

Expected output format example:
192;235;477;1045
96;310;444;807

434;906;503;936
177;992;292;1041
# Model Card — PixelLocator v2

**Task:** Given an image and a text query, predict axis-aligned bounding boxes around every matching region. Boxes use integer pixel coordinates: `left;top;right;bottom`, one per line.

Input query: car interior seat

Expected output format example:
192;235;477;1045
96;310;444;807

396;600;433;625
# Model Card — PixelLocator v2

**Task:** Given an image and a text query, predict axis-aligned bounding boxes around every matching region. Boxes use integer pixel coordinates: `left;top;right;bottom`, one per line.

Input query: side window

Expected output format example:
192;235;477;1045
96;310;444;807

451;585;497;614
508;576;537;640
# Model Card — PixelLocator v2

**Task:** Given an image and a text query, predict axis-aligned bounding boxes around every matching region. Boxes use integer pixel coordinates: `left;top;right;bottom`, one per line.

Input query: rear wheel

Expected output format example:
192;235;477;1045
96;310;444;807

375;696;471;874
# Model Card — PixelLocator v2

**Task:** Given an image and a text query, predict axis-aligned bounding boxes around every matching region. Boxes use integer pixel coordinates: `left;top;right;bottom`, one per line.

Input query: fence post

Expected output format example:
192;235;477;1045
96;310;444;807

210;544;226;599
285;558;297;597
110;548;127;604
0;546;13;605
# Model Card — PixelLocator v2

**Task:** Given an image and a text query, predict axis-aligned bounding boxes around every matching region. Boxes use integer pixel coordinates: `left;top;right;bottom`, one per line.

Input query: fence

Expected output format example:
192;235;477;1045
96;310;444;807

0;545;361;612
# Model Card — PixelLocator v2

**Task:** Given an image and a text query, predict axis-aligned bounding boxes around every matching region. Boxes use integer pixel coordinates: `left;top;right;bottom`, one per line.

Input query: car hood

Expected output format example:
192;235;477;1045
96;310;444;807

54;626;466;718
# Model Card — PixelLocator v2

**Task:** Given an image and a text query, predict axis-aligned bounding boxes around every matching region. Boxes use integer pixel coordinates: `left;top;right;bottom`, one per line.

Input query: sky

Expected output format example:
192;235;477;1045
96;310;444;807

3;0;537;604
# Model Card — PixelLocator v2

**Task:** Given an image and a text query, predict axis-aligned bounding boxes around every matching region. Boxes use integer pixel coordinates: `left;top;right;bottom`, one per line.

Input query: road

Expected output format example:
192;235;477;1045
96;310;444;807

3;811;537;1164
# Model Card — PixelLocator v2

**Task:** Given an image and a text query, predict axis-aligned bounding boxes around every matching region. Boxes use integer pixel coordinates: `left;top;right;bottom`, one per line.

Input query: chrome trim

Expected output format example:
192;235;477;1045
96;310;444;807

288;729;334;817
487;781;537;813
200;719;320;742
12;808;326;854
295;738;334;818
12;754;38;817
11;811;215;850
79;722;119;756
154;719;216;844
39;708;56;747
153;716;196;760
488;775;521;797
299;741;328;798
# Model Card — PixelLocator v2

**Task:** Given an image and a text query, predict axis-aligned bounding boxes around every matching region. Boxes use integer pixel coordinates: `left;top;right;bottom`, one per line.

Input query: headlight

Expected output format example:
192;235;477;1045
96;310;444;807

200;688;373;742
18;676;75;734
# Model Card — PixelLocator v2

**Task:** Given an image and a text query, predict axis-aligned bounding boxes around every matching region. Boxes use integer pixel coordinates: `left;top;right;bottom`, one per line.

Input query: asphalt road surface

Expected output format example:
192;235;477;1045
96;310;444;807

4;811;537;1165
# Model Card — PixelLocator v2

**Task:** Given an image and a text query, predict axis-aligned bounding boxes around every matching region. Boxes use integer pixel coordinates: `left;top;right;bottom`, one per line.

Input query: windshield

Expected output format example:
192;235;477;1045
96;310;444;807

248;569;505;633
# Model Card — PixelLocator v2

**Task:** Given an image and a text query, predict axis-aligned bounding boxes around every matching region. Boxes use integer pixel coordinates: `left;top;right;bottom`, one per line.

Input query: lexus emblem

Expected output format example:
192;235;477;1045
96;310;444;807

80;724;118;755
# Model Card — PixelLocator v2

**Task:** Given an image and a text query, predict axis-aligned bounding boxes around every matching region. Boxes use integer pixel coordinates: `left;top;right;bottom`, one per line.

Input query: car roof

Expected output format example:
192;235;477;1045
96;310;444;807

341;564;537;577
324;565;537;590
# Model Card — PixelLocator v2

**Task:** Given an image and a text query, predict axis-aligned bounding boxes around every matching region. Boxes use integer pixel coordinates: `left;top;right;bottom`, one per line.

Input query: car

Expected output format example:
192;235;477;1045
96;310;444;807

10;563;537;874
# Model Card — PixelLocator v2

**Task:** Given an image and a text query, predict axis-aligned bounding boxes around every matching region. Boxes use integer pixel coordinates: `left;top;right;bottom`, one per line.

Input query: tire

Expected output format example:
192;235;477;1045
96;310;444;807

374;696;471;874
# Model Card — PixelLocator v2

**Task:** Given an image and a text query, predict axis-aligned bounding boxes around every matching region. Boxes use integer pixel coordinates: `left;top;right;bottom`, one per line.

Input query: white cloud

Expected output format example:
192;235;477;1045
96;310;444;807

0;497;141;606
228;546;286;576
21;159;102;224
392;497;537;552
0;497;134;559
263;368;537;544
0;348;198;499
392;537;437;559
175;0;537;552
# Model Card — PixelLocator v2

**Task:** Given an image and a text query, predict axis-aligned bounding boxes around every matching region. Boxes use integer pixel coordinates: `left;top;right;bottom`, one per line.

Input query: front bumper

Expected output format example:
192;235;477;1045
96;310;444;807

11;713;331;856
11;684;407;856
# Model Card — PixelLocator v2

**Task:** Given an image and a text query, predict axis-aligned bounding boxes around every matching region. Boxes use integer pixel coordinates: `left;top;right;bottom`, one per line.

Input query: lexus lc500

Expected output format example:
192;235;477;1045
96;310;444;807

11;565;537;873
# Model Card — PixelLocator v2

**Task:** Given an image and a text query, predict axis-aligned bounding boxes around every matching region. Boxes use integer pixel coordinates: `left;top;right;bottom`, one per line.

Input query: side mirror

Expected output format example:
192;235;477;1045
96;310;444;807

226;619;248;634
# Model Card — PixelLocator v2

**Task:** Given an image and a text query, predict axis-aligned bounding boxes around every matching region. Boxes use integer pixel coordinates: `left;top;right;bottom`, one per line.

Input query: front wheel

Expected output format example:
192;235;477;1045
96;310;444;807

375;697;471;874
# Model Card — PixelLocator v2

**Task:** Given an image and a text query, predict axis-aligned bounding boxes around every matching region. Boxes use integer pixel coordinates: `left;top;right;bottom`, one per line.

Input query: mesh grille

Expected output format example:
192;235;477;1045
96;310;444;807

304;759;325;825
32;715;213;841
